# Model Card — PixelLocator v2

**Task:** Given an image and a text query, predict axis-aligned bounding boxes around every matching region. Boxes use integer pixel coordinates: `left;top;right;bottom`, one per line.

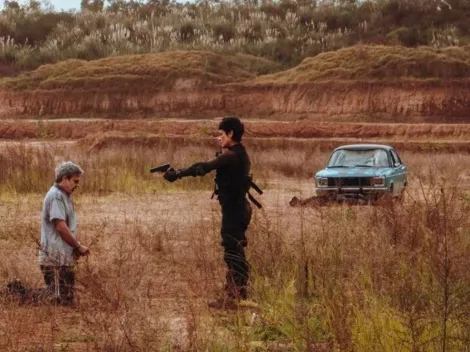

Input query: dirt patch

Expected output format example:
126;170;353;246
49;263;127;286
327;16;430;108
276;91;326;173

1;119;470;142
78;132;470;154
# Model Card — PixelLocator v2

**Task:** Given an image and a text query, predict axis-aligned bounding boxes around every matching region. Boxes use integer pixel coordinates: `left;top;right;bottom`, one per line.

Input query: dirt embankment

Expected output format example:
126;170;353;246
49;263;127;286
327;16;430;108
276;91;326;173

1;119;470;140
1;81;470;122
2;46;470;122
80;132;470;154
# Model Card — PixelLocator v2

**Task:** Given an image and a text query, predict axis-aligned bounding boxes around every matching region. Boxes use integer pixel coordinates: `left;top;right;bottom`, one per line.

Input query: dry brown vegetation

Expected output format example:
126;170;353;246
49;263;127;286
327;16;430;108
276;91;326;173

0;51;280;92
80;132;470;157
2;46;470;93
1;119;470;144
0;0;469;348
1;140;470;351
254;45;470;83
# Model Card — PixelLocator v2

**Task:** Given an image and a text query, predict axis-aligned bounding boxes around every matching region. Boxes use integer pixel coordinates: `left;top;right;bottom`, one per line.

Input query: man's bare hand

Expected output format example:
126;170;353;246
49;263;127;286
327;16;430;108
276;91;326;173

77;244;90;256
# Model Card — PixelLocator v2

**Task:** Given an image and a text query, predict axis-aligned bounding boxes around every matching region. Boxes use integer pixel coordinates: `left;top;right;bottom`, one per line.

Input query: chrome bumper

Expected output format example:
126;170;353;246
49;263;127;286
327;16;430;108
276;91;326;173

316;187;389;192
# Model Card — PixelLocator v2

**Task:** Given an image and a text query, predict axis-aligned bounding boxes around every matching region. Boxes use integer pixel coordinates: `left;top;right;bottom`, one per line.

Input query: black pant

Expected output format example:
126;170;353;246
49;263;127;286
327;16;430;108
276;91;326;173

40;265;75;305
223;241;249;299
221;200;252;299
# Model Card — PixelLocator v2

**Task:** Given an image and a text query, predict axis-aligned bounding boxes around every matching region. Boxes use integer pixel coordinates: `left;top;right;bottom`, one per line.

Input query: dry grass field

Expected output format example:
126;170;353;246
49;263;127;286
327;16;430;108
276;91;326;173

2;119;470;140
1;3;470;350
1;139;470;351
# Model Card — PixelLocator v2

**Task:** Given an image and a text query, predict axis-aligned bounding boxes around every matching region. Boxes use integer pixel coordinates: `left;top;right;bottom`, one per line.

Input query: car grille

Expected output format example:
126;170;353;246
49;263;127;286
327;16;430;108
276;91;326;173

327;177;372;187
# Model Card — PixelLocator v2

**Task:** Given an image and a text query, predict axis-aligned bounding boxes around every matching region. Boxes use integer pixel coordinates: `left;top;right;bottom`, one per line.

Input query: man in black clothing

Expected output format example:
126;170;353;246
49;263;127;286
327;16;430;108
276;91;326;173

163;117;253;305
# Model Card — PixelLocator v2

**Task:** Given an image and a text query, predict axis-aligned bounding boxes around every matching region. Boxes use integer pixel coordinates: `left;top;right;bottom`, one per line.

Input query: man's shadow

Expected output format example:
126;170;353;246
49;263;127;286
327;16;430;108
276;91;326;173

4;279;56;305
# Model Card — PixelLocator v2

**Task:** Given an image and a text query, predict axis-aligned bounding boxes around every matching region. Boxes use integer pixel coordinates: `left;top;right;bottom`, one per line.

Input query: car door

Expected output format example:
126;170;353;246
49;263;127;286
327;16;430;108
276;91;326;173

390;149;407;193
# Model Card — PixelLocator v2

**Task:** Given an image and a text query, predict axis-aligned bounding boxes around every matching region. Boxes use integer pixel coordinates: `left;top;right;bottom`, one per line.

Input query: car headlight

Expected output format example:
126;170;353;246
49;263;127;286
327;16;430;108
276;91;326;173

316;177;328;187
372;176;385;187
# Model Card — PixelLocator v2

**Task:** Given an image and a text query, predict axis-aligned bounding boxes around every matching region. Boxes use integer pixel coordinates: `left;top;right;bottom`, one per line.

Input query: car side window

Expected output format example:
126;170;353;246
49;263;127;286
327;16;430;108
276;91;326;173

374;150;390;167
389;152;396;166
390;150;401;166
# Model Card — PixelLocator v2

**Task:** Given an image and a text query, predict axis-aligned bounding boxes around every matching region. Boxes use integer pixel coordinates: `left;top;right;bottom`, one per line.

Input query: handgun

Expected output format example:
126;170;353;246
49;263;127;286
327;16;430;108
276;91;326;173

150;163;171;174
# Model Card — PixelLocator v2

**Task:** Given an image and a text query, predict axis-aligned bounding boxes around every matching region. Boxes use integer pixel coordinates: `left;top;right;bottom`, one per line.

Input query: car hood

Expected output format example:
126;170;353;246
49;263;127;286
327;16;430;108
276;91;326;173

316;167;391;178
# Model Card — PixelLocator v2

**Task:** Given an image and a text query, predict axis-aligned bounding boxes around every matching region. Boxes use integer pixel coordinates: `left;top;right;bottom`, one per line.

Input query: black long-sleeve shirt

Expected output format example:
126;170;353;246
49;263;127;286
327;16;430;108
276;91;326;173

178;143;252;208
178;149;243;178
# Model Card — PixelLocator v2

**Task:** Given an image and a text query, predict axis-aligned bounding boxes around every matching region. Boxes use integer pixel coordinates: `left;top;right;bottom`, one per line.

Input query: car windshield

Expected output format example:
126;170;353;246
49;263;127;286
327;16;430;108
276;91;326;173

327;149;390;168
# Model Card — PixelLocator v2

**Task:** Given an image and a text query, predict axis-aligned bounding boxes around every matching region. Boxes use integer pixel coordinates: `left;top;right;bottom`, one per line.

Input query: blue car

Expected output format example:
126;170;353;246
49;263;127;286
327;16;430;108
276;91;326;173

315;144;407;201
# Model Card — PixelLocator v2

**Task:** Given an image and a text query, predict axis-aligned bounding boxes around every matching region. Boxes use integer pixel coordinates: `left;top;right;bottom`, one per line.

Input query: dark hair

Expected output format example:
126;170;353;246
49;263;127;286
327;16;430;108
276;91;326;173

218;116;244;142
55;161;83;183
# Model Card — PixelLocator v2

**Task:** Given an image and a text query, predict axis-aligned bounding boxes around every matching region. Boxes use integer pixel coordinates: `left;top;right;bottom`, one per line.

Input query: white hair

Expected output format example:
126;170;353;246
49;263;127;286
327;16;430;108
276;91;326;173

55;161;83;183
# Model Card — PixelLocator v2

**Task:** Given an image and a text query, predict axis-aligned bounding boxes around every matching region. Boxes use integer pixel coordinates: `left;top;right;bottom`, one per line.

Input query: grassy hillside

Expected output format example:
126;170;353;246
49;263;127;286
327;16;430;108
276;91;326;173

254;45;470;83
2;45;470;92
0;51;280;91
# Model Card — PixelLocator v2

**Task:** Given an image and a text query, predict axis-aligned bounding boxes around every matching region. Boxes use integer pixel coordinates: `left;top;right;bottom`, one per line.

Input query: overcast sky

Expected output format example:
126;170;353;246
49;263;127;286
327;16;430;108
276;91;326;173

2;0;82;11
48;0;81;11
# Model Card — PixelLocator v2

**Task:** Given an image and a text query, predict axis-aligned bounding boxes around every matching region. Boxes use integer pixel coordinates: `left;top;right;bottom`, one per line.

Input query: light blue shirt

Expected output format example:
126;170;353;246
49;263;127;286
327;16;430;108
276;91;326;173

39;185;77;266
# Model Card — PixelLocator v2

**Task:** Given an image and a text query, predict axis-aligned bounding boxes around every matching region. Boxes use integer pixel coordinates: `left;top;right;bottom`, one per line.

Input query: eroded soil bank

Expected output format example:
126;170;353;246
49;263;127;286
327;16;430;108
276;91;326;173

1;81;470;122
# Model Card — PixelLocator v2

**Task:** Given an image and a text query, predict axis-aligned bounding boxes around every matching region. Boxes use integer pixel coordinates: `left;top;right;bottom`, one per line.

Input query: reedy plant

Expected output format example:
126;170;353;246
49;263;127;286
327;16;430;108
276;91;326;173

2;0;469;71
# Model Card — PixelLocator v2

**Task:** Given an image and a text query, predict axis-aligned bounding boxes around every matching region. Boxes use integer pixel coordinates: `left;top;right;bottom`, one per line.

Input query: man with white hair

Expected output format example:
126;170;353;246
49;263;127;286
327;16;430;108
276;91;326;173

39;161;89;305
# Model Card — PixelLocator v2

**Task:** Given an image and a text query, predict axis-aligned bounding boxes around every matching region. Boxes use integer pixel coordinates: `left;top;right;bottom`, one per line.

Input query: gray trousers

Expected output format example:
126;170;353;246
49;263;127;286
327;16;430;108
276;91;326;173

40;265;75;305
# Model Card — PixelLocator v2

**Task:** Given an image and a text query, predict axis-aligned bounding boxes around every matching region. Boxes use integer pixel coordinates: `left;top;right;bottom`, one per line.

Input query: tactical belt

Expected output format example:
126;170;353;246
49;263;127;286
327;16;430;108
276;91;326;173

211;181;263;209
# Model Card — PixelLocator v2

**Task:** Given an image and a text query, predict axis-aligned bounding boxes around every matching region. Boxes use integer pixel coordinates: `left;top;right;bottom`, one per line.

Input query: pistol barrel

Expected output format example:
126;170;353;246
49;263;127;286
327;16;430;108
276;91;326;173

150;163;171;173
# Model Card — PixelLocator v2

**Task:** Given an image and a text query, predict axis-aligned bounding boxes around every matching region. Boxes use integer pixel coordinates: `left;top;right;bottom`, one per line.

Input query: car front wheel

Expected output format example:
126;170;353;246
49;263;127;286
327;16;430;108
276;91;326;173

397;186;406;203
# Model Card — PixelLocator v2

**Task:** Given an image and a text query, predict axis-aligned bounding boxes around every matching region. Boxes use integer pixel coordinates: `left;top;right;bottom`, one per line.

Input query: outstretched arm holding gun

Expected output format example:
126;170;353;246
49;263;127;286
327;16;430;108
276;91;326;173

151;153;234;182
150;153;263;208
